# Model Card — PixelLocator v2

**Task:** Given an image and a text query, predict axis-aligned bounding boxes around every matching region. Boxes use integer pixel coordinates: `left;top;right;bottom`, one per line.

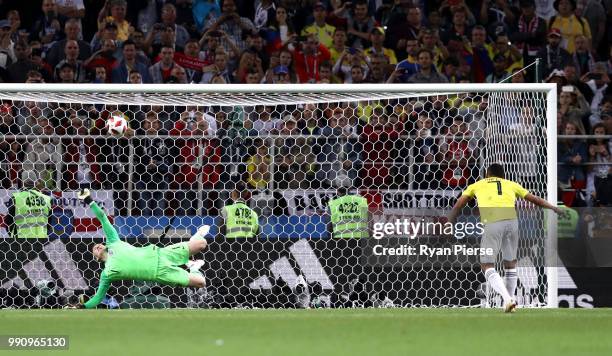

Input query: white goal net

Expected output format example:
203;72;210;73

0;84;557;309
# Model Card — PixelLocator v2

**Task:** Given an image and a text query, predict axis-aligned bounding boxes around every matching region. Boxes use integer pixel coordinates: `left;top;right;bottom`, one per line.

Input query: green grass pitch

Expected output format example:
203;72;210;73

1;309;611;356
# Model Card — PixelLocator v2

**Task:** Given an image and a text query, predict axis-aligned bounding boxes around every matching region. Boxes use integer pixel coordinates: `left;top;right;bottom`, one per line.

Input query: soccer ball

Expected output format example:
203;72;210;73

106;114;128;136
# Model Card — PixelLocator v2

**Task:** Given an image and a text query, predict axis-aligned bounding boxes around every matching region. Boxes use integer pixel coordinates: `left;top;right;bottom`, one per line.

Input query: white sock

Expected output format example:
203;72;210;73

504;268;518;298
484;268;512;303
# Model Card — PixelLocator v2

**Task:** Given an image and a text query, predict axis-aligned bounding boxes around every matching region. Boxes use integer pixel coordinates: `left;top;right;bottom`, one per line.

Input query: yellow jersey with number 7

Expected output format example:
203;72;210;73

461;177;530;224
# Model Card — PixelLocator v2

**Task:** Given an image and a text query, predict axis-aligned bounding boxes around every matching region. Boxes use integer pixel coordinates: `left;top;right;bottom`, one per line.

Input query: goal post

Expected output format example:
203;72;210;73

0;83;558;309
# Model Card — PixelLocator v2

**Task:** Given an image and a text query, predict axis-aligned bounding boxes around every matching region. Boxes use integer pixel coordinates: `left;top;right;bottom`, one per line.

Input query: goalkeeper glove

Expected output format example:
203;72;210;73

78;189;93;205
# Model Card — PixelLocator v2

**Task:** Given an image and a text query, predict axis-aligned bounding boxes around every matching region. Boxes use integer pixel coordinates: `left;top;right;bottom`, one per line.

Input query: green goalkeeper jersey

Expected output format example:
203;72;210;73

84;202;160;309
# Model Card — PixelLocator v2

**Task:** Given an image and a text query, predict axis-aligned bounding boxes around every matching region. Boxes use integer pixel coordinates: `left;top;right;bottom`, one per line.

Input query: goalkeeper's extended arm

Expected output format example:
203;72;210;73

79;189;119;244
83;270;111;309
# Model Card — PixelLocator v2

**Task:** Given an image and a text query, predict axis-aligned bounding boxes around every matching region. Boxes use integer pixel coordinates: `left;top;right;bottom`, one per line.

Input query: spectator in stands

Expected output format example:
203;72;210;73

486;54;510;83
470;25;493;83
93;66;107;83
549;0;591;54
558;120;588;188
587;123;612;205
22;117;62;189
7;42;36;83
84;39;118;83
174;39;206;83
128;30;151;66
56;63;76;83
364;27;397;65
56;0;85;21
419;28;449;71
558;85;590;132
97;0;131;42
581;62;611;112
25;70;44;83
333;48;369;83
134;112;169;216
265;5;296;50
6;10;23;44
579;0;606;54
246;140;271;189
249;105;281;136
45;19;91;68
62;112;101;190
127;69;141;84
439;117;472;187
204;0;256;52
346;0;377;49
387;5;421;59
275;115;316;189
479;0;519;35
408;49;448;83
169;66;188;84
329;28;348;64
234;49;264;83
293;33;331;83
0;103;20;188
572;35;595;77
441;6;472;45
199;29;240;63
0;20;15;73
511;0;547;69
537;28;571;78
361;106;400;187
254;0;276;30
31;0;64;47
564;64;594;102
318;106;361;188
149;45;180;84
302;2;335;48
200;49;232;84
366;53;388;83
154;4;190;49
54;40;86;83
90;21;119;54
145;24;181;58
492;33;523;72
112;40;151;83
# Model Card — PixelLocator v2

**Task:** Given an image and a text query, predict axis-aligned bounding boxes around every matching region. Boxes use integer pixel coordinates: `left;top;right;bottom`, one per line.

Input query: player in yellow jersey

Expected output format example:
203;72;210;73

448;164;562;312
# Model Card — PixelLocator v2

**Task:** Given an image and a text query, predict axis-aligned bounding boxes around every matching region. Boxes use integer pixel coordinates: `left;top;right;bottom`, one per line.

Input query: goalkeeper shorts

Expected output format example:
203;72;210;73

156;242;190;287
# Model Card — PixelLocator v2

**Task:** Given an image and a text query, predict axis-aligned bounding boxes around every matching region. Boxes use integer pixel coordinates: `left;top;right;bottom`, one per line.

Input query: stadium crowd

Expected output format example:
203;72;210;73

0;0;610;215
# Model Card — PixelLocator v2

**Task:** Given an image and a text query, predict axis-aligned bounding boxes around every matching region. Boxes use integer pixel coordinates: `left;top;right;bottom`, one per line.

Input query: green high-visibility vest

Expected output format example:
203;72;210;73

12;190;51;239
328;195;368;238
558;204;578;239
224;202;258;238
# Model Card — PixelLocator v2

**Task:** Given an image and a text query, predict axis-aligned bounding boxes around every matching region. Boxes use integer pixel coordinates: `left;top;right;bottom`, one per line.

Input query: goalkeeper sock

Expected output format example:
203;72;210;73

504;268;518;298
484;268;512;303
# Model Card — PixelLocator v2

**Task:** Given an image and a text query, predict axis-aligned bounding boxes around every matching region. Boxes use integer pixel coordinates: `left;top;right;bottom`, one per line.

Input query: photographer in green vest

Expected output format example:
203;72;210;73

5;172;52;239
328;187;369;238
219;183;259;239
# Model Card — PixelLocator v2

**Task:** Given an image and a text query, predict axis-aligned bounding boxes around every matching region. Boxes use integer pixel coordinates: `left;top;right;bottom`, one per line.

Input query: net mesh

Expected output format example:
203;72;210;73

0;88;551;309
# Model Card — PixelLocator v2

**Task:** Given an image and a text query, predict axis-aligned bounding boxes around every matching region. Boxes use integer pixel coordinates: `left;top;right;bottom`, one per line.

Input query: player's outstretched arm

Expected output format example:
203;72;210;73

448;195;471;224
524;194;564;214
78;189;120;244
83;270;111;309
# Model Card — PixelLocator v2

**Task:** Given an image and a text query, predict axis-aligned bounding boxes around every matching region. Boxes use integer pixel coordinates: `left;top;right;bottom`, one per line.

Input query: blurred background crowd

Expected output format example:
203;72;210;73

0;0;610;215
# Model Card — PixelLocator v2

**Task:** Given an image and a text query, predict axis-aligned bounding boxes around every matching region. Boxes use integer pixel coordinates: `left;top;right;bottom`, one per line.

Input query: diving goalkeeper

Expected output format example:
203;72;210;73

75;189;209;309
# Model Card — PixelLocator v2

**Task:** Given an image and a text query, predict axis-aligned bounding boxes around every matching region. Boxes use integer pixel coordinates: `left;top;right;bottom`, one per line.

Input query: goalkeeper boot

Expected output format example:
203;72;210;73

504;298;517;313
